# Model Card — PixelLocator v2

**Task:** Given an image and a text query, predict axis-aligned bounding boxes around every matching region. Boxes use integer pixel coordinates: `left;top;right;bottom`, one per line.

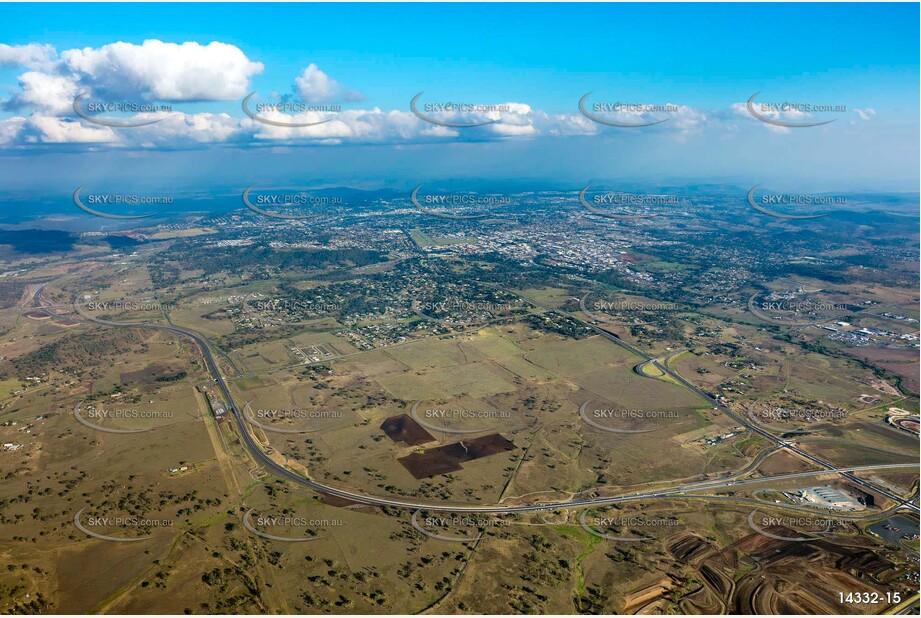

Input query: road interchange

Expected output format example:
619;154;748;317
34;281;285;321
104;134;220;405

67;294;919;517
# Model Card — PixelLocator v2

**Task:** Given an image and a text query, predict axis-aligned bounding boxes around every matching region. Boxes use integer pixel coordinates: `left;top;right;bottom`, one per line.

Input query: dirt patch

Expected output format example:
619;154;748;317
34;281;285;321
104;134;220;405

397;434;516;479
380;414;435;446
666;532;714;564
623;577;672;612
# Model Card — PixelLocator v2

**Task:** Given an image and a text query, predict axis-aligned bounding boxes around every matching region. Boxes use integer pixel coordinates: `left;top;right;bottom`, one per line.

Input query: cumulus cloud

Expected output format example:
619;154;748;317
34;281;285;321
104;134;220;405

3;71;79;115
294;64;362;104
0;39;267;147
249;108;422;143
666;105;709;133
0;43;57;70
246;103;569;144
572;101;709;138
0;98;708;148
854;108;876;121
730;101;790;134
410;99;535;129
0;116;27;145
571;98;712;138
0;39;712;149
532;112;597;138
25;115;118;143
0;111;246;148
132;112;244;145
61;40;263;100
728;100;852;134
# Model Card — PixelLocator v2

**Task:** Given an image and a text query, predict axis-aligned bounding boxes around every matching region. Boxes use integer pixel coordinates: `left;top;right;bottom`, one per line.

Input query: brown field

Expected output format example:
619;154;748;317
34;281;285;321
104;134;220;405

1;254;916;614
843;347;920;394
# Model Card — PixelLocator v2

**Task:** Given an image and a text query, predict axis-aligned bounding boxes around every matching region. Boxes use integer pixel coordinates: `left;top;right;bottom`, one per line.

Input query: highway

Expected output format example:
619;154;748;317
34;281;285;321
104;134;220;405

70;294;920;516
579;293;919;513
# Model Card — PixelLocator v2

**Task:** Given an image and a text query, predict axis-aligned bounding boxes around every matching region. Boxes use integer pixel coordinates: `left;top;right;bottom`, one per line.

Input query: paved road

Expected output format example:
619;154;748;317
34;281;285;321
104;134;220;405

578;294;918;514
72;296;919;515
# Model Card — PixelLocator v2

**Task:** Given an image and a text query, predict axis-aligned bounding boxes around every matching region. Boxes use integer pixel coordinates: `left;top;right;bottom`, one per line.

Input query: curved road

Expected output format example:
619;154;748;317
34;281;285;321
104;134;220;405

72;297;919;515
583;315;918;513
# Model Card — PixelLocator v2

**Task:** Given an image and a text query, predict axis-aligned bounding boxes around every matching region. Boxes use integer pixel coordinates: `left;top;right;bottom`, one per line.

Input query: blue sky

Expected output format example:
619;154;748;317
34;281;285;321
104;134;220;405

0;2;918;192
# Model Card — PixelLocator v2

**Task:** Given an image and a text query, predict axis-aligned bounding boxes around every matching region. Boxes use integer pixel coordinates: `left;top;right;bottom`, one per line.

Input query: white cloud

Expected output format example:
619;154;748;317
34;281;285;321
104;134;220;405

855;108;876;121
249;108;419;143
730;101;789;134
26;115;118;143
61;40;263;101
0;99;709;148
4;71;79;115
667;104;709;134
0;40;714;149
294;63;362;104
0;43;57;70
246;103;569;144
487;122;537;137
532;112;597;137
131;112;244;145
0;116;26;145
